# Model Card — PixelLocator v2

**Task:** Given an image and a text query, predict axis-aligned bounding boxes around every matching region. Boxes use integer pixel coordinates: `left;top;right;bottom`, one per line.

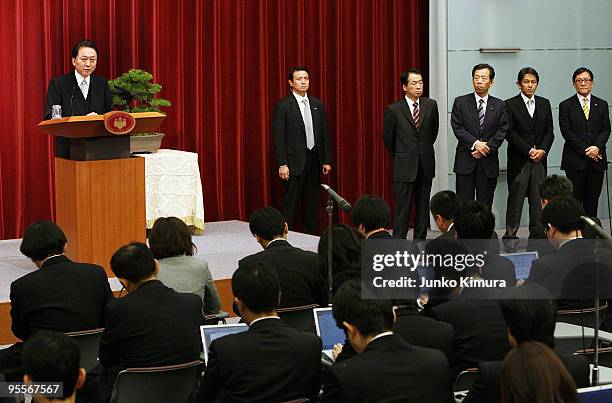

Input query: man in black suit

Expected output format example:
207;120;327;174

239;207;328;308
272;66;332;234
503;67;554;249
464;284;589;403
430;190;461;240
383;69;439;240
451;63;510;210
559;67;611;217
44;39;113;158
95;242;204;401
196;263;322;402
0;221;113;381
321;280;452;402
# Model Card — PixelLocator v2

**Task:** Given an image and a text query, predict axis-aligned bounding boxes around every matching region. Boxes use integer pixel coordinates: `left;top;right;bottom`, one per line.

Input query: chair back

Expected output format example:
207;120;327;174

573;346;612;367
204;310;229;325
65;328;104;371
277;304;318;333
558;303;608;329
110;360;203;403
453;368;478;392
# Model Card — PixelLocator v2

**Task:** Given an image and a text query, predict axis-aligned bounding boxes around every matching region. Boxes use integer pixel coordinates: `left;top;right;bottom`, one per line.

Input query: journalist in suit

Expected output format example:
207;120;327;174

383;69;439;240
451;63;510;210
273;66;332;234
504;67;554;243
559;67;611;217
44;39;112;158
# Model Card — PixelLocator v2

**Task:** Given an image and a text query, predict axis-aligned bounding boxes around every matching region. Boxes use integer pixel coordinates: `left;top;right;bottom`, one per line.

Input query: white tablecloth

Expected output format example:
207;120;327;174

141;149;205;233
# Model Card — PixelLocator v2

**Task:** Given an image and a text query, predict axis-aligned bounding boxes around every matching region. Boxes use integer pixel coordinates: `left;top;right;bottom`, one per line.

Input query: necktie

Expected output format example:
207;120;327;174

583;98;590;120
412;102;420;129
302;98;315;150
478;99;485;130
527;99;534;118
80;79;89;99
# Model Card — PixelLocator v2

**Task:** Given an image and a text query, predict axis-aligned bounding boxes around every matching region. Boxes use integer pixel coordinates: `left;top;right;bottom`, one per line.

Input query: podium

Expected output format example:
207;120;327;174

38;112;165;276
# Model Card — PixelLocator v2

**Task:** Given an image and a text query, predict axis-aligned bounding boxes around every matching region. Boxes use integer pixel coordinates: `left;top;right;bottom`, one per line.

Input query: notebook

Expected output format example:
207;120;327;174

578;384;612;403
500;251;538;280
200;324;248;364
313;307;345;360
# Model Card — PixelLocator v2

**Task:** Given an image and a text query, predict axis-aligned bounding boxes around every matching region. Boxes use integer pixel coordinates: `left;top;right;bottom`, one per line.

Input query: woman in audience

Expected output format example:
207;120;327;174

149;217;221;313
501;341;577;403
318;224;363;295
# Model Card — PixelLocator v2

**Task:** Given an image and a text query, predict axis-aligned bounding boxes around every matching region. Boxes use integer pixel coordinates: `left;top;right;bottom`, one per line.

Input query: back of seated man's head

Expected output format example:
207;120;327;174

23;330;85;402
232;263;280;319
110;242;156;284
20;221;67;262
498;284;557;348
351;194;391;234
541;195;585;237
248;207;286;242
538;175;573;206
332;280;394;352
453;201;495;240
429;190;460;227
424;238;478;298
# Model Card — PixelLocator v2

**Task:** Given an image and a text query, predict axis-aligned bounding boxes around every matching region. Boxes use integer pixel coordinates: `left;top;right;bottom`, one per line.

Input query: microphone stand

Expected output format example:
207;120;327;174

606;161;612;237
326;195;334;304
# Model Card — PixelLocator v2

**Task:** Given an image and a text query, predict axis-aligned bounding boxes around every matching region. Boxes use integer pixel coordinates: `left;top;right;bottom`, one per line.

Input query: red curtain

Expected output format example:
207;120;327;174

0;0;428;239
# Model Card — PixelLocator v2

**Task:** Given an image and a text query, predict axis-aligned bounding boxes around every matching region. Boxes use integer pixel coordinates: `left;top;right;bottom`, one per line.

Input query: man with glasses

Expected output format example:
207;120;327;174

559;67;611;217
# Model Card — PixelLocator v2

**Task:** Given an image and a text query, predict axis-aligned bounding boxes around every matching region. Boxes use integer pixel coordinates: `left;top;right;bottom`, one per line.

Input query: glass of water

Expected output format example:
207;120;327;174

51;105;62;119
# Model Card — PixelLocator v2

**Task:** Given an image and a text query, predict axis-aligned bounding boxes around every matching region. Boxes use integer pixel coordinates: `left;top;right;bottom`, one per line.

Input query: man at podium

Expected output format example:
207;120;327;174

44;38;112;158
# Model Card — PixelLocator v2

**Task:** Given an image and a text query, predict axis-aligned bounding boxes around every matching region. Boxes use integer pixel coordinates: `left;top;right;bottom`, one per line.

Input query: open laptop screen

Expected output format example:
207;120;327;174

578;384;612;403
500;251;538;280
313;307;345;351
200;324;248;364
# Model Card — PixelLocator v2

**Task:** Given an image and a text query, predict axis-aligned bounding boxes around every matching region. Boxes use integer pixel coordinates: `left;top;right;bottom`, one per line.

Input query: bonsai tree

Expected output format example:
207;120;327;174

108;69;171;113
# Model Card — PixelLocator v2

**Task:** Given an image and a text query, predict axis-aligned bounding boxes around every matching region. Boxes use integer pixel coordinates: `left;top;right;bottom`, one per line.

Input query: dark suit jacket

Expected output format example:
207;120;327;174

44;73;112;119
238;239;328;308
451;93;510;178
99;280;203;368
463;354;589;403
272;93;331;175
197;317;322;403
10;255;113;341
559;94;610;172
321;333;452;403
431;288;511;377
383;97;439;182
505;94;554;184
394;306;454;360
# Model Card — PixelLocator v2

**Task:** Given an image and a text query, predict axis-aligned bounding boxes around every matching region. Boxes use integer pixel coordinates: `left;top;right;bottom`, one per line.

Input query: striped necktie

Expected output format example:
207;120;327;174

583;98;590;120
412;102;420;129
478;99;485;130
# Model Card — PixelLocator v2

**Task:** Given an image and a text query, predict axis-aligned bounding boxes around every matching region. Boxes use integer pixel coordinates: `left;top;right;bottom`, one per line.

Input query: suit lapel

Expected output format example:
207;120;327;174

519;95;536;132
399;99;417;130
482;98;497;133
590;96;600;121
418;98;429;130
570;95;588;123
288;95;307;134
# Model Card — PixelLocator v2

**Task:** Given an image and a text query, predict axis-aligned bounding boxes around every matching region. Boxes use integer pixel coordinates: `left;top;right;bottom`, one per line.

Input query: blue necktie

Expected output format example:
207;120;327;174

478;99;485;131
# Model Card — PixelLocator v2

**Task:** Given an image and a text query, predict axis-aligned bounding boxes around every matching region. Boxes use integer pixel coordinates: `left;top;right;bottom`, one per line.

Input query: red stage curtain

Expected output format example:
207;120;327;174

0;0;428;239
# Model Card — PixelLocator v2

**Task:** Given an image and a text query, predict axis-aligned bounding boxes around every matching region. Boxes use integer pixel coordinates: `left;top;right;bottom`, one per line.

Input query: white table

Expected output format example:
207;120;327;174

140;149;205;233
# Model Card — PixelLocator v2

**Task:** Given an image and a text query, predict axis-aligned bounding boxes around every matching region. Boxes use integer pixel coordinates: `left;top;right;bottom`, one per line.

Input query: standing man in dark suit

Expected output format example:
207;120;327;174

451;63;510;210
559;67;611;217
0;221;113;381
239;207;328;308
383;69;439;240
273;66;332;235
44;39;113;158
503;67;554;249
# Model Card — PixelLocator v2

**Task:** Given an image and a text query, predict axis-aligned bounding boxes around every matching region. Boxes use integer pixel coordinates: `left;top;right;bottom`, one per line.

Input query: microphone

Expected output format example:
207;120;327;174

69;84;76;116
321;184;351;212
581;216;612;240
114;85;135;103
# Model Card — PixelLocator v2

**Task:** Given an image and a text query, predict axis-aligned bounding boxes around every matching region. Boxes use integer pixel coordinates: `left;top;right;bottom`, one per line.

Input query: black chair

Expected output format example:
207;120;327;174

109;360;203;403
453;368;478;392
65;328;104;371
277;304;319;333
573;346;612;367
558;303;608;329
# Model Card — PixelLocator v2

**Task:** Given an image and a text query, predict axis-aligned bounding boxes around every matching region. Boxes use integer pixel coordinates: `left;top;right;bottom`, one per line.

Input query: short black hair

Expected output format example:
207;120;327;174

149;217;196;259
429;190;461;220
288;66;309;81
541;195;585;234
249;207;285;240
318;224;363;281
517;67;539;83
538;175;573;202
472;63;495;80
332;280;394;336
453;201;495;239
20;221;67;261
110;242;156;283
23;331;81;399
351;195;391;232
71;39;98;59
498;284;557;348
400;68;423;85
232;263;280;314
572;67;593;83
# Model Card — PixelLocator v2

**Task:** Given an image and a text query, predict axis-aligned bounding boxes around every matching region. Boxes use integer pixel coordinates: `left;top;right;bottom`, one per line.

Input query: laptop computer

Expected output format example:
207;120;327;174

200;324;248;364
313;307;345;361
500;251;538;280
578;384;612;403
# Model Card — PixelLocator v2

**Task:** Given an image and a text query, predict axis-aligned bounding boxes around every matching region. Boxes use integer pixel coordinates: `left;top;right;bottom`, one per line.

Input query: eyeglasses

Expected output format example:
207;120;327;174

574;78;593;84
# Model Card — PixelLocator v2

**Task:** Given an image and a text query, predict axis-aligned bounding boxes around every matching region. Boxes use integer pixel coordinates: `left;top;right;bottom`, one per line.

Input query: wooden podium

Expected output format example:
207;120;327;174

38;112;165;276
